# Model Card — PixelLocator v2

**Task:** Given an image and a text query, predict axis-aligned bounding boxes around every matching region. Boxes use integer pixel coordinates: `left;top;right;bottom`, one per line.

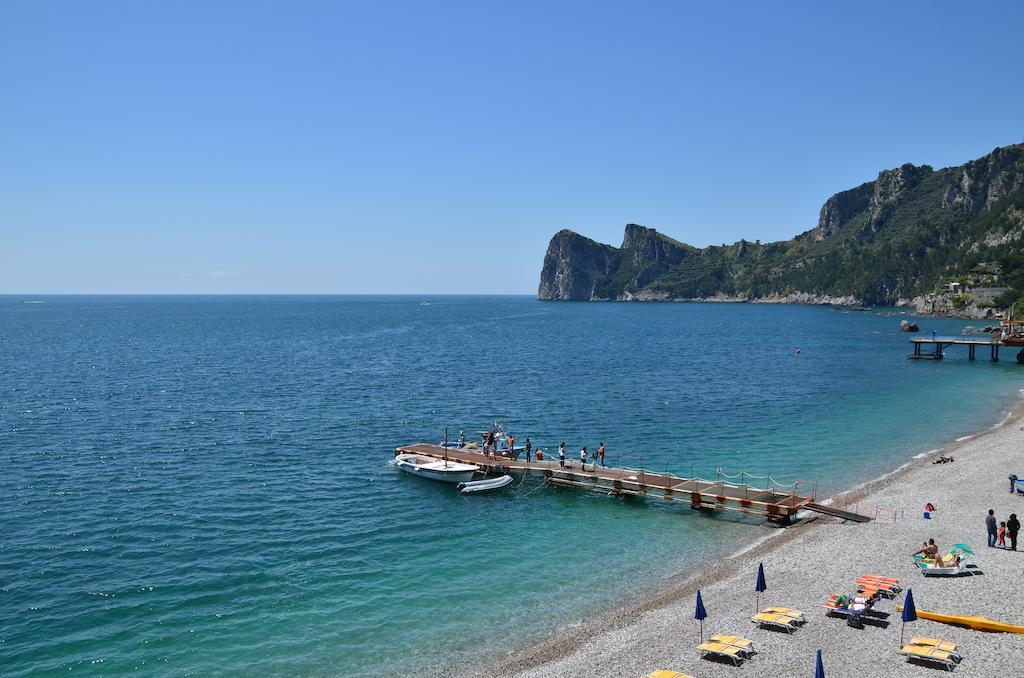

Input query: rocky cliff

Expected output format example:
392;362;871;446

539;143;1024;304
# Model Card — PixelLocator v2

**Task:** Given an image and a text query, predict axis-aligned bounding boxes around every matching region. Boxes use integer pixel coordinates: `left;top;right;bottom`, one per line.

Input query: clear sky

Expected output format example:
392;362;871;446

2;1;1023;294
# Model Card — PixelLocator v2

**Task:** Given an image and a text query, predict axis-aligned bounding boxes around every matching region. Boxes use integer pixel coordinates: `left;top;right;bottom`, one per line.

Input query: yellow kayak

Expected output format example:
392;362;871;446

897;605;1024;634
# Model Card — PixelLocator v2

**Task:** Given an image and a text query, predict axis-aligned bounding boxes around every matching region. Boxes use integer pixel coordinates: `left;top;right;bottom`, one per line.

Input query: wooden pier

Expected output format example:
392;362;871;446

909;336;1013;362
396;444;873;524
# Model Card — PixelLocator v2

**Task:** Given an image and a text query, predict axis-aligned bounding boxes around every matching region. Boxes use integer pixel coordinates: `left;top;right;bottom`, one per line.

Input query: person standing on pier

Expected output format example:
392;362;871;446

525;437;532;463
580;446;588;470
598;442;605;467
558;442;566;468
507;432;515;459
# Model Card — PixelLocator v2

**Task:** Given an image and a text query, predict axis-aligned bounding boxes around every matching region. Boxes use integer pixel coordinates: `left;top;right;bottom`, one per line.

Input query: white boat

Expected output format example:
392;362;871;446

395;453;478;483
458;475;513;493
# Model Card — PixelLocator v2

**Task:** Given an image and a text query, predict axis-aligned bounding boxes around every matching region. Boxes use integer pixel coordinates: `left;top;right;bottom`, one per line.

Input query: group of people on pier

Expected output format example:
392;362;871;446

554;441;606;470
473;426;608;471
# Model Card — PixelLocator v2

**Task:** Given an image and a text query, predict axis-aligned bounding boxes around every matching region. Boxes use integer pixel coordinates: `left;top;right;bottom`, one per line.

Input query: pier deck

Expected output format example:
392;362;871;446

909;336;1007;361
396;443;865;524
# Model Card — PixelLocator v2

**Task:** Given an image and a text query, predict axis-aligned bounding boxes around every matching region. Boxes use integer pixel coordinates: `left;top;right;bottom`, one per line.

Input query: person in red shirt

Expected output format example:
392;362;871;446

598;442;606;467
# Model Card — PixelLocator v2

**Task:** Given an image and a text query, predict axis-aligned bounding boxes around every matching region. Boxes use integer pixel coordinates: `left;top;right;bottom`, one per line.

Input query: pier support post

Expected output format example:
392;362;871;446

992;344;1000;362
969;344;975;361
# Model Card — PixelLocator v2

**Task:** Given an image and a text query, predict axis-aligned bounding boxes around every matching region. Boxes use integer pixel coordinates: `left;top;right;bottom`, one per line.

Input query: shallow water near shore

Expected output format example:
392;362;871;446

1;295;1021;676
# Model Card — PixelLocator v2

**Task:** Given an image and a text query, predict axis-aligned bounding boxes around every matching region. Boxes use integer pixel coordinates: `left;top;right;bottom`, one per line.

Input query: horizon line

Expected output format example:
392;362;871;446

0;292;540;297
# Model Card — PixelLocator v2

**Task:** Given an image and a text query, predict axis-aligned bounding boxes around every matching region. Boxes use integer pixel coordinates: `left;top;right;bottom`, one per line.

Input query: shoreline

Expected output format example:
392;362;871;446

469;398;1024;677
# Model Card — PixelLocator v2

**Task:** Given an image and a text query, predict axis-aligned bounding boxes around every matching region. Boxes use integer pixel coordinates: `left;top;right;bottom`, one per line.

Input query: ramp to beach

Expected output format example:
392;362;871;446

396;443;876;525
802;501;873;523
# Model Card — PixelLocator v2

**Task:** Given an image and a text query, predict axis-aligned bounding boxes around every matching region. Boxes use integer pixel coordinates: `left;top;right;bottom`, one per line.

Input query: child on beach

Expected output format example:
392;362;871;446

998;521;1007;548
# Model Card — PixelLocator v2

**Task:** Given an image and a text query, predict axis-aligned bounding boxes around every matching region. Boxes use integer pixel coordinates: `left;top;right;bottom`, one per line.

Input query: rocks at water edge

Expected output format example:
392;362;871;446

899;320;920;332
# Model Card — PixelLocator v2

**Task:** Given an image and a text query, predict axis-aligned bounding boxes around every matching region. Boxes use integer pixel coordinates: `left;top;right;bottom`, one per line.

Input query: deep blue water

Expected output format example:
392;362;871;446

1;296;1020;676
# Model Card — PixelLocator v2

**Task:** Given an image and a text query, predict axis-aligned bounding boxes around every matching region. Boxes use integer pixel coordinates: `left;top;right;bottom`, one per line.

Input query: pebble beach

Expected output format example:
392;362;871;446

480;406;1024;678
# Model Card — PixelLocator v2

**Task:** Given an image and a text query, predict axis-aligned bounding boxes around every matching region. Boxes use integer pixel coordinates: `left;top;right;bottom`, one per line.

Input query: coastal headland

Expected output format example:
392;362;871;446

477;405;1024;678
538;143;1024;319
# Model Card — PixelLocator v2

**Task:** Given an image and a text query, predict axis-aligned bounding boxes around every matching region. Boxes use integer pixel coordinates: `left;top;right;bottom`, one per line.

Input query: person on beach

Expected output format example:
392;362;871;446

1011;474;1019;494
998;521;1008;548
580;446;588;470
987;509;998;547
913;539;939;559
1008;514;1020;551
598;442;605;467
525;437;531;463
558;442;566;468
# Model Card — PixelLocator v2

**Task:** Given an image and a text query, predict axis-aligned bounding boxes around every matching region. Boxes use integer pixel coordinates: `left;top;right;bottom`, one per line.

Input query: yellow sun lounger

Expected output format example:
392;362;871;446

760;607;805;621
709;634;755;654
751;611;801;632
697;640;745;665
898;644;958;671
910;637;961;658
645;671;695;678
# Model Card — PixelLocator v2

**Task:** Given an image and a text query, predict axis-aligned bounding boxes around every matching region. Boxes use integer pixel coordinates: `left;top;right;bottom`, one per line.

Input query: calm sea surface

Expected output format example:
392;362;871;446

2;296;1020;676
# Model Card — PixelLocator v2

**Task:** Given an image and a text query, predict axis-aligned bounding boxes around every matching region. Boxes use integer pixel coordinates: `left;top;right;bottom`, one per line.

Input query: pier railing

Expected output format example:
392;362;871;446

808;482;904;523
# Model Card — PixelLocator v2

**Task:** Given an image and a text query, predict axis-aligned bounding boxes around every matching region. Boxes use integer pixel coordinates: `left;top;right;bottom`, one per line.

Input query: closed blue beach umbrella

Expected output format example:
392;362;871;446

900;588;917;645
755;562;767;612
695;590;707;642
814;649;825;678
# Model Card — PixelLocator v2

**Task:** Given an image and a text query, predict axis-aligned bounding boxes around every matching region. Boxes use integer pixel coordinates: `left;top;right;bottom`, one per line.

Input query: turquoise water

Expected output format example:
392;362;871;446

2;296;1021;676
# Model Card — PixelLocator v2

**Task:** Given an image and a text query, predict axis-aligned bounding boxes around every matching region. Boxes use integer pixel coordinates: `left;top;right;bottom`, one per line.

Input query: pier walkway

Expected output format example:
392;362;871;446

396;443;873;524
909;336;1011;361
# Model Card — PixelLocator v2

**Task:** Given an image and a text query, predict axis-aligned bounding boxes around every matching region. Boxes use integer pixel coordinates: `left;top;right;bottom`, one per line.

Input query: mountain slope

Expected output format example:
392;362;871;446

538;143;1024;305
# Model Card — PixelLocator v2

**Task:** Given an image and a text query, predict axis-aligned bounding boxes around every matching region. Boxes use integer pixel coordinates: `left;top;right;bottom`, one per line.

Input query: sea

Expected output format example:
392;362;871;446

2;295;1021;676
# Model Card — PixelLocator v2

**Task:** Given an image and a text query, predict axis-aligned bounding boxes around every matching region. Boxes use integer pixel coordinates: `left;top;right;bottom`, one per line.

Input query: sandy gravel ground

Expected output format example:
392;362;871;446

474;408;1024;678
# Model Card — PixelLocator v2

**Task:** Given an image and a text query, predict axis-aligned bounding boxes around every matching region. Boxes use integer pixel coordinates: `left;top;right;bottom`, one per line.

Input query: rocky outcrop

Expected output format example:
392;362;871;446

537;230;621;300
942;145;1024;212
620;224;690;288
869;163;929;224
811;183;872;241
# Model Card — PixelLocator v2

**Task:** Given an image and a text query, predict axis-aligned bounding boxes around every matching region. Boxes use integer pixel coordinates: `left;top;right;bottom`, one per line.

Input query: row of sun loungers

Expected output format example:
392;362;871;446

651;576;965;673
659;633;964;674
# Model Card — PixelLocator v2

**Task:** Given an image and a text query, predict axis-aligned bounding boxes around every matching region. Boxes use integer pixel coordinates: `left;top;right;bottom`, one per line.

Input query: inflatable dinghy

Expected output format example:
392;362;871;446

458;475;513;493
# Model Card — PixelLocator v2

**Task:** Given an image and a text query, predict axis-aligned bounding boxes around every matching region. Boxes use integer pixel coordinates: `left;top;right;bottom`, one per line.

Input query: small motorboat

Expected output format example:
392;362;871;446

458;475;513;493
395;453;478;483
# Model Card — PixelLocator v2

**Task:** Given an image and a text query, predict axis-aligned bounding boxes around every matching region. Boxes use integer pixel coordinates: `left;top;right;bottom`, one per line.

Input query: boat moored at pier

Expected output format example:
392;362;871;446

395;453;478;483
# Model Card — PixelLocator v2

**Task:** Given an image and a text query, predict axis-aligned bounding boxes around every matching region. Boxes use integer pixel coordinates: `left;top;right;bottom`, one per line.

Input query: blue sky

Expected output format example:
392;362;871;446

2;1;1022;294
